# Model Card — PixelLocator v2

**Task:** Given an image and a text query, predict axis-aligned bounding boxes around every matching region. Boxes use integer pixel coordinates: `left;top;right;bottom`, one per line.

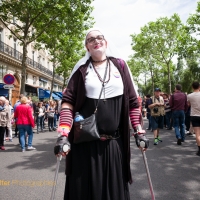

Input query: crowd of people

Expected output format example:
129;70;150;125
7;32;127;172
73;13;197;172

141;82;200;156
0;94;61;152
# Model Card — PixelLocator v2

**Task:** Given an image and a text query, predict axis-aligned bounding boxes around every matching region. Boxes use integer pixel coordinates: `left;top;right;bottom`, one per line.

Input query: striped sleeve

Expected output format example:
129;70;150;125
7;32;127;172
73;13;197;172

129;108;141;129
57;108;73;137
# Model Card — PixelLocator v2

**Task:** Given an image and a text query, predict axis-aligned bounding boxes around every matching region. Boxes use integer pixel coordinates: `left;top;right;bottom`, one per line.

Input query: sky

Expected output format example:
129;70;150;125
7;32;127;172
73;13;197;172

91;0;199;61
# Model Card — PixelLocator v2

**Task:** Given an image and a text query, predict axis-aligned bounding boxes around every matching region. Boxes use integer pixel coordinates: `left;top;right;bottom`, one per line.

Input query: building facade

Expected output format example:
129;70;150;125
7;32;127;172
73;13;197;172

0;22;63;106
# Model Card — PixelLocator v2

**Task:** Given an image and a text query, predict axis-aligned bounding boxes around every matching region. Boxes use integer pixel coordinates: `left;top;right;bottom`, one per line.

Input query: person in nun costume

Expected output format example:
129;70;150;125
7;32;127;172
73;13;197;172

54;28;149;200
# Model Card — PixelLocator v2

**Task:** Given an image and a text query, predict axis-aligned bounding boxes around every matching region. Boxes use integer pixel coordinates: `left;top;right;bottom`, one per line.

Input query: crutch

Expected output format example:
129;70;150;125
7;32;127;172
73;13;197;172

50;155;62;200
140;143;155;200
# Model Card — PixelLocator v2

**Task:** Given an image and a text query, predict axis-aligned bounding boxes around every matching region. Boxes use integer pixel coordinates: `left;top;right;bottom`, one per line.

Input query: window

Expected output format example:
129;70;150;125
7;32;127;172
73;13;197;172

39;80;43;87
39;79;47;88
43;58;45;66
38;55;41;64
43;82;47;88
13;38;17;57
33;76;36;84
26;73;28;83
0;28;3;51
53;84;57;90
58;86;62;92
0;28;3;42
32;51;34;61
0;65;7;82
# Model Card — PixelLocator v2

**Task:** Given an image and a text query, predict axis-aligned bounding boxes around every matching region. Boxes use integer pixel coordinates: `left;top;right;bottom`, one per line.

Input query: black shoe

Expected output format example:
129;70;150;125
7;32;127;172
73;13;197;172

181;139;185;142
49;128;52;132
177;139;182;145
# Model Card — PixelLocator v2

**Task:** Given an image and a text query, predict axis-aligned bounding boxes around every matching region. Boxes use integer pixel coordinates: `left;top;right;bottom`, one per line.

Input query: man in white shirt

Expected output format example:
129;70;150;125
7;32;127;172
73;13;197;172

187;81;200;156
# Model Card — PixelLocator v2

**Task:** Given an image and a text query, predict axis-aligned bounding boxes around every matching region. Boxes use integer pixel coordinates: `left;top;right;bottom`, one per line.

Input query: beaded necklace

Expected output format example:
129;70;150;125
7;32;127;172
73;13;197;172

92;58;111;84
91;57;111;102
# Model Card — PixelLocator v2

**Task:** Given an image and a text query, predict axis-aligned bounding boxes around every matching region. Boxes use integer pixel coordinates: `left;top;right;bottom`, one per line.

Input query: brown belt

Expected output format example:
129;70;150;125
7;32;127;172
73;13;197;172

99;133;120;141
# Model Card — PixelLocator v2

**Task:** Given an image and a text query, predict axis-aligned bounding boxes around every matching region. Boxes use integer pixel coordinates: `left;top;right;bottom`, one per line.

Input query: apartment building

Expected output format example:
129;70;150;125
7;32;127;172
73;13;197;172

0;22;63;106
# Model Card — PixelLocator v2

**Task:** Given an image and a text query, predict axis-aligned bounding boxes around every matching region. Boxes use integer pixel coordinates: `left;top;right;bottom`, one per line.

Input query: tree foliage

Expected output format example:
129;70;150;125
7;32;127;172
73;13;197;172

0;0;93;94
130;14;189;94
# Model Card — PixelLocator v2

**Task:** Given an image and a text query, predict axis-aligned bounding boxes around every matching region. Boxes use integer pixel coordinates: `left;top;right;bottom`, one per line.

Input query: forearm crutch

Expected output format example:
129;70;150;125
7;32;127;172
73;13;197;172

141;149;155;200
50;155;62;200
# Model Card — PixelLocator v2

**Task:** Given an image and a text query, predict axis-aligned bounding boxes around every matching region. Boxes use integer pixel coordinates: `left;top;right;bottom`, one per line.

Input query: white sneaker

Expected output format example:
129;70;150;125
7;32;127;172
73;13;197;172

27;146;36;150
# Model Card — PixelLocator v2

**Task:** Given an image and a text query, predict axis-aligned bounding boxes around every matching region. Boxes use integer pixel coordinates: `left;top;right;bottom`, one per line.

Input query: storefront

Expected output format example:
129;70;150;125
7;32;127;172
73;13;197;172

25;84;38;97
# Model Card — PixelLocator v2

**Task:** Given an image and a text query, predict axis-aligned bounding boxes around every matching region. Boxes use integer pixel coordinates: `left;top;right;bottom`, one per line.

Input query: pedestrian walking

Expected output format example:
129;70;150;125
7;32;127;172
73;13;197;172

14;96;35;152
148;88;165;145
47;100;56;131
163;93;172;130
169;84;188;145
4;99;13;142
187;81;200;156
54;28;149;200
0;96;10;150
36;102;46;133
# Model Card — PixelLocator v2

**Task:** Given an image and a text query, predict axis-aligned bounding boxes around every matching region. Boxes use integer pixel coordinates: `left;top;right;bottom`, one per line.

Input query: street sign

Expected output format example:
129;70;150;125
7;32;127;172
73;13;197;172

3;84;14;89
3;74;15;85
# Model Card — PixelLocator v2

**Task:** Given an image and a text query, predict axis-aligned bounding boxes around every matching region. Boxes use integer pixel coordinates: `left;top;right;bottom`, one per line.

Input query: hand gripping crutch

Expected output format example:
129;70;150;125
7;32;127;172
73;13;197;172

140;146;155;200
50;155;62;200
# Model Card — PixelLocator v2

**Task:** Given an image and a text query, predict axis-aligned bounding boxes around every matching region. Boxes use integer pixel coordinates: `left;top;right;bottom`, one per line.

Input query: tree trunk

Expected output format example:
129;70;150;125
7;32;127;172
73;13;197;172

167;63;171;94
20;43;28;94
50;59;56;100
150;69;154;96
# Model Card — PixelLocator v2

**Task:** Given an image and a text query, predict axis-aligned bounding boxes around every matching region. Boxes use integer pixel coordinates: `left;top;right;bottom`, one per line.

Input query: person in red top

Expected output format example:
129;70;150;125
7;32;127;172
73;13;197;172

14;96;35;152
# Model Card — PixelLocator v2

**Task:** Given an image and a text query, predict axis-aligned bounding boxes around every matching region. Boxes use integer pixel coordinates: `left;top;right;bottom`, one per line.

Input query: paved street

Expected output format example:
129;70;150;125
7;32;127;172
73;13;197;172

0;119;200;200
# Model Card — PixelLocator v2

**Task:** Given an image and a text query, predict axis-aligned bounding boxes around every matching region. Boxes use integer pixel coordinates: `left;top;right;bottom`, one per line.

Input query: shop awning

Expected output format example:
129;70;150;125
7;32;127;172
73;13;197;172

46;90;61;100
38;88;61;100
54;91;62;98
38;88;50;99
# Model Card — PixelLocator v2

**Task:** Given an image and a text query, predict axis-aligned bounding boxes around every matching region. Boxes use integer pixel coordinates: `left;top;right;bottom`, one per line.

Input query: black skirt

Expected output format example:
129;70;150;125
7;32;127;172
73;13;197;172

64;138;130;200
64;95;130;200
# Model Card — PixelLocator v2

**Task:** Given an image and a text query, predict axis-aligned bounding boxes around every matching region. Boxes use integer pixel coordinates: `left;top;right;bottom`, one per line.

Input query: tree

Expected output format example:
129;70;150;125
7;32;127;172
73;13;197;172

187;1;200;53
0;0;93;94
130;14;189;94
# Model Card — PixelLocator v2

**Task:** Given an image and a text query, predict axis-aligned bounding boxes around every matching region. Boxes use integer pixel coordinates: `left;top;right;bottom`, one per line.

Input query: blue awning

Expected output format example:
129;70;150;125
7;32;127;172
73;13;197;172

54;92;62;98
38;88;61;100
38;88;50;99
46;90;61;100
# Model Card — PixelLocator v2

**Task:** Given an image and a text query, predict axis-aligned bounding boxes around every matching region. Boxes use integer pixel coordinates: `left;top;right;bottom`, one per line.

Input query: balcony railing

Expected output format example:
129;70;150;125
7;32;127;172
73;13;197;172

0;40;63;81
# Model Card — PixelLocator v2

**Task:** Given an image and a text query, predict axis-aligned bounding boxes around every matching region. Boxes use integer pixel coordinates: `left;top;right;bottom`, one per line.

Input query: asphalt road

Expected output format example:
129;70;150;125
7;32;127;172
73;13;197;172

0;119;200;200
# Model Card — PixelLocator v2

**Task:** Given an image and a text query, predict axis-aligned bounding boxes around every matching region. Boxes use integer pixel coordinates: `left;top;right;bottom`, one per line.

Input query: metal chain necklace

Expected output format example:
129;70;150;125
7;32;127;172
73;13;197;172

91;58;111;102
